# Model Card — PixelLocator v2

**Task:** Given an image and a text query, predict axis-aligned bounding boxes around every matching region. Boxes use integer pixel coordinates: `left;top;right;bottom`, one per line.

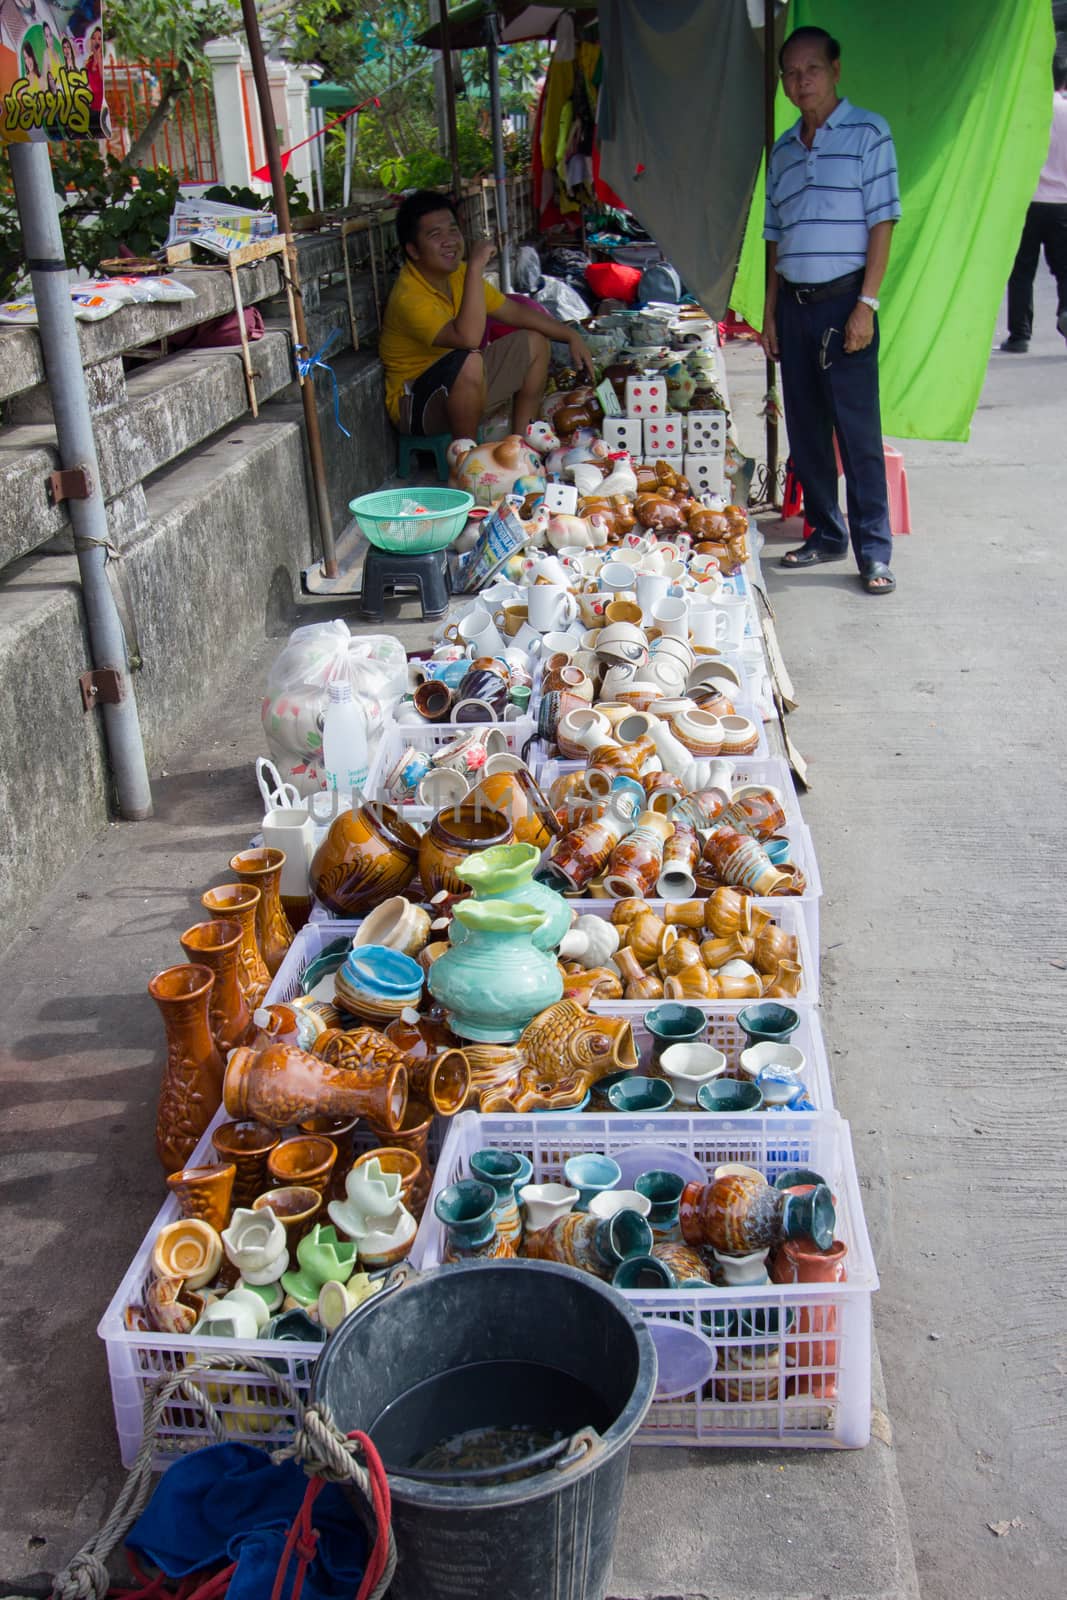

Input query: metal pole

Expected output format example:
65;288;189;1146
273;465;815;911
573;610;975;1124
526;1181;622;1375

8;142;153;821
439;1;463;198
763;0;780;504
486;10;512;292
241;0;339;578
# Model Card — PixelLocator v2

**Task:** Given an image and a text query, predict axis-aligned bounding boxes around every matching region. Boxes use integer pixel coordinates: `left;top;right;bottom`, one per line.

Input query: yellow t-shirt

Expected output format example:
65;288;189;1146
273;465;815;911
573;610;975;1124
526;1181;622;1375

380;261;506;425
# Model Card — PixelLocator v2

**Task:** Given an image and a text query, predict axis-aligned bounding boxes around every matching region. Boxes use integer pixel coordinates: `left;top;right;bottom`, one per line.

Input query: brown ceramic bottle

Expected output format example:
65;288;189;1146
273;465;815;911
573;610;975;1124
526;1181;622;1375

417;803;513;897
224;1034;408;1133
603;811;674;898
715;788;788;842
614;946;665;1001
149;963;227;1175
657;820;700;899
201;883;271;1009
311;804;421;917
179;919;255;1057
229;848;295;977
771;1238;849;1398
548;794;639;894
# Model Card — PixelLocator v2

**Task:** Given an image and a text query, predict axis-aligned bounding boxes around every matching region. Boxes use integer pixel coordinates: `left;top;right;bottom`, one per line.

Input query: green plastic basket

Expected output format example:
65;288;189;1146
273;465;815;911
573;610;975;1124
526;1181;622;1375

350;486;474;554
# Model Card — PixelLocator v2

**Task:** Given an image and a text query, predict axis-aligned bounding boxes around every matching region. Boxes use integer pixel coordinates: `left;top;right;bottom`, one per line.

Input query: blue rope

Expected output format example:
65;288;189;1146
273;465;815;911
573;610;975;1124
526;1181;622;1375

297;328;351;437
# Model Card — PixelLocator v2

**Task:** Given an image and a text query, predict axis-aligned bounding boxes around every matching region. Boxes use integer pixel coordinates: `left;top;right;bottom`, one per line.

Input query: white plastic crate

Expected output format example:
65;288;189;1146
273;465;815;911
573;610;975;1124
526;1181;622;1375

363;715;536;814
411;1111;876;1448
266;920;363;1007
591;1001;832;1110
534;754;804;827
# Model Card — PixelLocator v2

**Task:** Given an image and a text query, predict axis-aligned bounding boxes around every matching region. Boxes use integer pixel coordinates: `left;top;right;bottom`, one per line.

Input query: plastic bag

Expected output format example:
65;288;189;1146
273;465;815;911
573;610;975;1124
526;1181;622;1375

534;275;592;324
512;245;543;295
261;620;407;796
91;275;197;303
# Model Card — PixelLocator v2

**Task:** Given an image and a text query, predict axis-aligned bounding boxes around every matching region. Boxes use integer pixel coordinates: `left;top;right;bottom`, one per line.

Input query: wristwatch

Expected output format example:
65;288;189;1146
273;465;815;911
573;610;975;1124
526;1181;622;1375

858;295;880;311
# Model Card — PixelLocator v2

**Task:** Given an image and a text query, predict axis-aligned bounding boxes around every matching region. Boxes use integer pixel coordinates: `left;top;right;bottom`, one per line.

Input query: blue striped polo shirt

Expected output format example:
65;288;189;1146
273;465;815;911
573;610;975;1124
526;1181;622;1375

764;98;901;284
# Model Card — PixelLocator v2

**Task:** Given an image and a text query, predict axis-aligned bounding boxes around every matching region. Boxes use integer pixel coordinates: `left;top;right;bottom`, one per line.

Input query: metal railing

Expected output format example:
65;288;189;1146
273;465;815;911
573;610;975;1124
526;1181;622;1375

104;59;219;186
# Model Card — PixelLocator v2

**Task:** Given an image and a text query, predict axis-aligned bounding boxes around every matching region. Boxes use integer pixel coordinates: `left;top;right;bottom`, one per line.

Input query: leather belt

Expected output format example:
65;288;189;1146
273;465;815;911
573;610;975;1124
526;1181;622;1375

781;269;865;305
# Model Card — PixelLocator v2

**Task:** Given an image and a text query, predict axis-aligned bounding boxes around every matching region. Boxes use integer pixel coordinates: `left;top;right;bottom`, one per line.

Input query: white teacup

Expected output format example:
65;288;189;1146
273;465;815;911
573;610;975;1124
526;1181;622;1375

651;595;690;641
540;628;582;658
707;594;748;652
527;584;578;633
635;571;670;618
599;560;637;594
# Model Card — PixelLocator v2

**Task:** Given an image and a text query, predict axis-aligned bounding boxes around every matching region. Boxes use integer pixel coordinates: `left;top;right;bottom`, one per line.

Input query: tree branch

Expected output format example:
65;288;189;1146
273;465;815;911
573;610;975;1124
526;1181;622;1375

125;68;185;168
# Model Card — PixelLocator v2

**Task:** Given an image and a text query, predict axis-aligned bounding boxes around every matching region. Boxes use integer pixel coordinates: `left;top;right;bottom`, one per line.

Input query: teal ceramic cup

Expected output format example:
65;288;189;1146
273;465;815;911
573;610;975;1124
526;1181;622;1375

643;1002;708;1070
635;1169;686;1235
736;1002;800;1047
613;1254;676;1290
564;1153;622;1211
697;1079;764;1113
607;1076;675;1113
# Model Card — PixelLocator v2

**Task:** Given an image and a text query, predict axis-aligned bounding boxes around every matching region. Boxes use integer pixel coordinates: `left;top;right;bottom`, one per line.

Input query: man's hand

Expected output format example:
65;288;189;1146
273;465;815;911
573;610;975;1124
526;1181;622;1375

761;309;779;361
844;301;875;353
468;237;496;276
567;329;597;382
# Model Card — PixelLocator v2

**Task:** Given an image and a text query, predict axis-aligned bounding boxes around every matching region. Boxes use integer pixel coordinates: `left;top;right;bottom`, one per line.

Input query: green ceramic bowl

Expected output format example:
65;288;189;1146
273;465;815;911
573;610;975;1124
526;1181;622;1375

607;1076;675;1113
300;940;353;995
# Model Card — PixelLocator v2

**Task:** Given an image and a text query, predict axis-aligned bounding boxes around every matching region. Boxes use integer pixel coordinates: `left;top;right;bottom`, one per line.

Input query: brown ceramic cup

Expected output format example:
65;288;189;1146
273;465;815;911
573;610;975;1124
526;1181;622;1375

252;1185;323;1246
413;680;454;723
267;1134;338;1197
211;1120;279;1209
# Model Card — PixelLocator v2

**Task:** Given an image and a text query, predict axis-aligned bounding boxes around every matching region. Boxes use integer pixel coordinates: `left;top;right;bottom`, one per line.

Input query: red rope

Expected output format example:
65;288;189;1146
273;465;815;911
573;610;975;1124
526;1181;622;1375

348;1431;392;1600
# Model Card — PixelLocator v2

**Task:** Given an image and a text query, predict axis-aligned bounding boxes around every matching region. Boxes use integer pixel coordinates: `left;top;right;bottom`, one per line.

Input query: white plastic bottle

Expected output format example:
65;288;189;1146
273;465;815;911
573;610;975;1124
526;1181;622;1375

322;679;368;803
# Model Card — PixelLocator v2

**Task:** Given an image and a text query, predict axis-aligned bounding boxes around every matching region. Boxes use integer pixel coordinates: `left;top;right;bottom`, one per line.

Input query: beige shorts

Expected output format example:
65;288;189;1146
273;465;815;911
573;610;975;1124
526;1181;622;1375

399;332;531;435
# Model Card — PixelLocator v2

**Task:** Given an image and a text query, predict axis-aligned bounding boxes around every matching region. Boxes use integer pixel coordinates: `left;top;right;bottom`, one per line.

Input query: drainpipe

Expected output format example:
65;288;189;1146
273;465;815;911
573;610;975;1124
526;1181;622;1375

7;142;153;821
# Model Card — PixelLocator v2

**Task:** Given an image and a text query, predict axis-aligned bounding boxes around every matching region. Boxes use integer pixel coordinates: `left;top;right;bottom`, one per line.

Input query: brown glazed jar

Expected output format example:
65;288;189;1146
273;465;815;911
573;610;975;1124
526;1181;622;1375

179;919;255;1057
311;804;420;917
603;811;674;899
680;1173;835;1255
417;803;513;897
223;1035;408;1133
547;795;638;894
229;847;295;977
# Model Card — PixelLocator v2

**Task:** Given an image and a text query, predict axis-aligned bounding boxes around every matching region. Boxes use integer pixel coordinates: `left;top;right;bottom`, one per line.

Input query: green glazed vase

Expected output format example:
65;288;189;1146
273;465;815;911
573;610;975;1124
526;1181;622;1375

452;843;572;952
428;899;564;1043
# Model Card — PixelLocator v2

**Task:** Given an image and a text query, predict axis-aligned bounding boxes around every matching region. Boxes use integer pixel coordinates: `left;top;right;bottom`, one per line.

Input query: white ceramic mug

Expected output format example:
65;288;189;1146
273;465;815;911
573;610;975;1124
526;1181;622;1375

651;595;690;641
540;628;582;657
708;594;748;652
527;553;573;587
599;560;637;595
527;584;578;633
635;571;670;618
689;597;722;651
261;806;316;903
447;606;506;657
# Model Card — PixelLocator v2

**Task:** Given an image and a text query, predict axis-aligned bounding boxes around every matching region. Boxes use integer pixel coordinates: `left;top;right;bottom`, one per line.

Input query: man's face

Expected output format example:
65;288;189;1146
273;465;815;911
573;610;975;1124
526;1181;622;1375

780;41;841;117
408;208;465;275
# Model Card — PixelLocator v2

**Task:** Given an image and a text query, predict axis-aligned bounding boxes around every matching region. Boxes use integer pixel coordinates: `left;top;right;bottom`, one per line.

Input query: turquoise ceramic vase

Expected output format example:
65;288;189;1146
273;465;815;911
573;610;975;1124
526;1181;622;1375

434;1179;515;1260
451;843;572;952
469;1149;525;1245
428;899;564;1043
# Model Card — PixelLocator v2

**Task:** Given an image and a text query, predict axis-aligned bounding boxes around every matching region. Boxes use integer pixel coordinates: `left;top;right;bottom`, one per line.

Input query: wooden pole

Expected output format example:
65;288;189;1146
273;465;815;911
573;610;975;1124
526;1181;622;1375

437;1;463;197
241;0;339;577
763;0;780;506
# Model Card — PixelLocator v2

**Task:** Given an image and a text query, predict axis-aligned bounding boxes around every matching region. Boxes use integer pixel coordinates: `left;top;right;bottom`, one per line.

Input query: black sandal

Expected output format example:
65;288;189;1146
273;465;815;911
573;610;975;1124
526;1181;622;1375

861;562;896;595
780;544;848;569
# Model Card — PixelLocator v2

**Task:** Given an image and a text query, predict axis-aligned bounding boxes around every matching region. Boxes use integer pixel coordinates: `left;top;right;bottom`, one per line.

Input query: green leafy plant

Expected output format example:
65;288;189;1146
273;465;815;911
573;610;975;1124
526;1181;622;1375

204;173;312;217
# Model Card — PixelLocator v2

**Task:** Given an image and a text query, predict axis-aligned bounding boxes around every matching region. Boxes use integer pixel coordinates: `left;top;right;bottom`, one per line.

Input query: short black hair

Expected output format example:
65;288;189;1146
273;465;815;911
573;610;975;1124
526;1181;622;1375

396;189;460;255
779;26;841;72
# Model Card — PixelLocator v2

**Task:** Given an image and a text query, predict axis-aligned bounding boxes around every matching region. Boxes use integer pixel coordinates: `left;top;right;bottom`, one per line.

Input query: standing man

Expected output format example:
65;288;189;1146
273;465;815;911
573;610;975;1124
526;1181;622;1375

380;189;594;442
1001;57;1067;354
763;27;901;596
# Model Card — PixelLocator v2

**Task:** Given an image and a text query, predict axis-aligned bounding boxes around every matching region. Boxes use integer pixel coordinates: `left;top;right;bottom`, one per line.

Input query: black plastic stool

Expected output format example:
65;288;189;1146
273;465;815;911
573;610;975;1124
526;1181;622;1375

360;545;451;622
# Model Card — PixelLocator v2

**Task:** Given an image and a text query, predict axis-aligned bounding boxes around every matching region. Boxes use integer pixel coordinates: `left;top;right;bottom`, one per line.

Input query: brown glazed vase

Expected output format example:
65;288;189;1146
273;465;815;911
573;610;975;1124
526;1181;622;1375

229;847;295;977
418;804;514;898
311;804;421;918
603;811;674;899
525;1210;652;1281
179;919;255;1057
166;1163;236;1230
201;883;271;1009
716;789;788;842
614;946;665;1001
548;802;636;895
224;1036;408;1133
771;1238;849;1398
149;964;227;1175
212;1120;279;1210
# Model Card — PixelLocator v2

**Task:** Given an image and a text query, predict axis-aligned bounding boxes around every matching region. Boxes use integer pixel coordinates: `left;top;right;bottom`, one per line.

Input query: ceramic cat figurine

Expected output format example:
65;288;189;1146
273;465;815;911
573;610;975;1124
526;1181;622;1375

448;435;546;507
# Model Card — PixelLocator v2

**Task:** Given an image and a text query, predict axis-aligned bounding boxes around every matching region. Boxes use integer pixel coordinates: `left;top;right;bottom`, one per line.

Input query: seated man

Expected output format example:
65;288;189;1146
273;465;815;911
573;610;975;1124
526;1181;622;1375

380;188;594;440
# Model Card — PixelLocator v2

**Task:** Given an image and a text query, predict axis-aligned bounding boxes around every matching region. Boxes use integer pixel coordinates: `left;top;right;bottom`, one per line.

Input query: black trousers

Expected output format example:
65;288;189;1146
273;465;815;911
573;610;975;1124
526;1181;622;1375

776;286;892;571
1007;201;1067;339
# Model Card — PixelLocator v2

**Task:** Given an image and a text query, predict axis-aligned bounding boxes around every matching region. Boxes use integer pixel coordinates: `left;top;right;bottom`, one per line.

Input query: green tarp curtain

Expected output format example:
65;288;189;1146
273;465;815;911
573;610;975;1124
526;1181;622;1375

730;0;1056;441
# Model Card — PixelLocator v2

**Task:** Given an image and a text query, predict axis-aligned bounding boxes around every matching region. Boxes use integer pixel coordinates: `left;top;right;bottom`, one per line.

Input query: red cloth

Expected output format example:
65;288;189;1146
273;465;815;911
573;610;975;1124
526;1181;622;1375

585;261;641;303
592;143;624;207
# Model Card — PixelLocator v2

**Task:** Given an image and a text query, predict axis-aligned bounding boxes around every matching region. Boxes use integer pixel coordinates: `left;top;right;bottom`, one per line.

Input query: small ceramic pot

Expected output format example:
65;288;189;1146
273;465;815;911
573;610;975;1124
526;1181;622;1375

642;1002;708;1075
738;1041;806;1084
634;1169;686;1236
718;715;760;756
698;1079;764;1113
435;1179;515;1261
334;944;424;1023
520;1182;580;1232
564;1153;622;1212
588;1188;653;1221
352;1147;424;1215
659;1042;728;1105
252;1185;323;1246
151;1219;223;1290
612;1255;676;1290
713;1246;771;1287
221;1206;289;1284
413;679;455;723
166;1163;236;1231
352;897;432;959
607;1076;675;1113
212;1121;279;1210
669;708;723;757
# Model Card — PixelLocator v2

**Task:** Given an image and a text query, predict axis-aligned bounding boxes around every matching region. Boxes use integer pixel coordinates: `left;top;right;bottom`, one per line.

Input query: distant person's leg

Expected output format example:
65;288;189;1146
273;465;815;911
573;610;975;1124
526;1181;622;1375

400;349;484;440
1038;202;1067;341
1004;203;1042;350
482;330;548;436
